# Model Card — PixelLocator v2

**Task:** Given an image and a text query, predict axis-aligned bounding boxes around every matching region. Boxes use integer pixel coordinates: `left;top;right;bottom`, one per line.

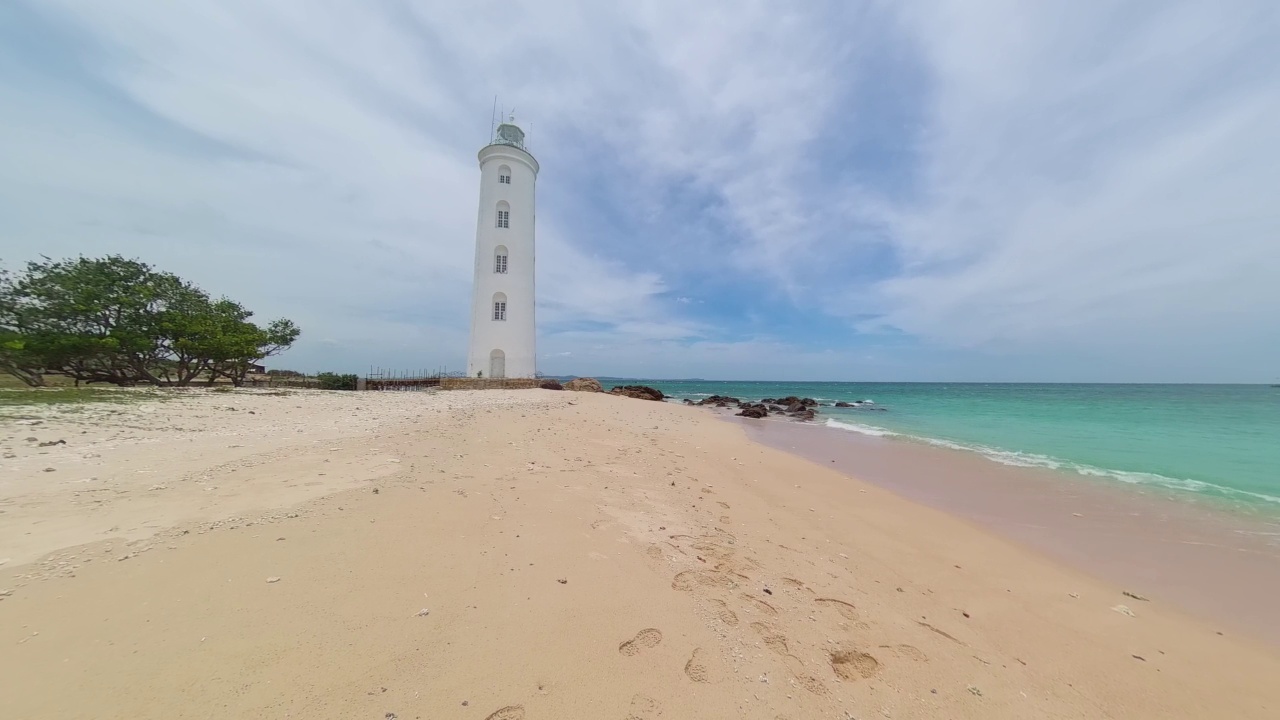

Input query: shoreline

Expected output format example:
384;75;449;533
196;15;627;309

3;389;1279;718
658;382;1280;518
732;412;1280;647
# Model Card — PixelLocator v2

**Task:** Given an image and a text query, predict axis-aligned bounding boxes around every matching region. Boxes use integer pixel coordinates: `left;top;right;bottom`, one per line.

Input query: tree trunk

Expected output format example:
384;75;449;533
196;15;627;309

1;367;45;387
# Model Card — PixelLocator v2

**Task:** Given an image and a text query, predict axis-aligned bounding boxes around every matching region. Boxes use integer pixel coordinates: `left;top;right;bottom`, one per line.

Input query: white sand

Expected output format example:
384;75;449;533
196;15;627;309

2;388;1278;719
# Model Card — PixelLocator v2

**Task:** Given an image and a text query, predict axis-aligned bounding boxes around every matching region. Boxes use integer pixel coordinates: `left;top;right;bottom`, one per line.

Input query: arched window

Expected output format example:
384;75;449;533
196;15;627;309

498;165;512;185
495;200;510;229
494;245;509;274
492;292;507;321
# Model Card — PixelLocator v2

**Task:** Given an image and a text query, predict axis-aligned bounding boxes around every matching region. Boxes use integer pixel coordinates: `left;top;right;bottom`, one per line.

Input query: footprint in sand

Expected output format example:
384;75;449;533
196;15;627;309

749;622;791;656
815;597;859;621
779;577;807;591
619;628;664;656
830;648;881;681
763;633;790;656
709;598;739;626
672;570;734;591
684;648;712;683
626;693;663;719
795;674;829;696
485;706;525;720
741;593;778;616
884;644;928;662
717;501;730;509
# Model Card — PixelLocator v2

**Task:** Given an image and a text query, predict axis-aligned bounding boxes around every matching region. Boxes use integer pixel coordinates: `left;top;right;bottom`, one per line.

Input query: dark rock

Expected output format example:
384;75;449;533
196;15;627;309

539;379;564;390
789;409;816;421
768;404;785;412
735;404;769;419
834;401;853;408
776;396;818;408
609;385;665;401
696;395;741;406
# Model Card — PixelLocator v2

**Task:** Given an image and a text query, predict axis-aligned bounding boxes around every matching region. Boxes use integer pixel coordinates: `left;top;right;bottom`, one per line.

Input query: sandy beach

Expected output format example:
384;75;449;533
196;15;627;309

741;417;1280;647
3;388;1279;719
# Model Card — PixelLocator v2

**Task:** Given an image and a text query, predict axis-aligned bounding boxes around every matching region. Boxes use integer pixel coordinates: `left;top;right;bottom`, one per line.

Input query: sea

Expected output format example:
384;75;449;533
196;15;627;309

629;381;1280;516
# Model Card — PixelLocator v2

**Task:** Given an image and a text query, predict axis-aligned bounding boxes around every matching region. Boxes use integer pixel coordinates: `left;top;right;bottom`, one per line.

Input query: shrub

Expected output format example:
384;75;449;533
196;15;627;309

316;372;357;391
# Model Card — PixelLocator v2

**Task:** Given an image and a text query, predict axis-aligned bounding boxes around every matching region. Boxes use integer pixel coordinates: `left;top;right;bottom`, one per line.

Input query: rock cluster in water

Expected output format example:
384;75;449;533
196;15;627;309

609;385;666;401
678;394;885;421
678;394;820;421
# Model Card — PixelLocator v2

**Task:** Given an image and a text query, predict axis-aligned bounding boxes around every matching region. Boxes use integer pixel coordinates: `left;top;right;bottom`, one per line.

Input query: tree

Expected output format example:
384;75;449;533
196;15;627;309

208;316;300;387
0;256;170;385
0;267;46;386
0;255;301;387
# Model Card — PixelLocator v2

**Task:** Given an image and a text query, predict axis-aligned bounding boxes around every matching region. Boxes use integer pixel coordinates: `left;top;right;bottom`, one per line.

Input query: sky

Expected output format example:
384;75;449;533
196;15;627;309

2;0;1278;382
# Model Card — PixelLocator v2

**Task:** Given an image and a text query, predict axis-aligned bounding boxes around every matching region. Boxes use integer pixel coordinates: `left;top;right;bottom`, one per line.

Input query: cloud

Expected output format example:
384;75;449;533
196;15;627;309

1;0;1275;381
858;1;1280;362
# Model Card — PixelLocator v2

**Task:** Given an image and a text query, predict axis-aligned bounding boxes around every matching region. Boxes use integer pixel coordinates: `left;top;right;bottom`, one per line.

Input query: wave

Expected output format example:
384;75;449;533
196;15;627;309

824;419;1280;506
825;419;898;438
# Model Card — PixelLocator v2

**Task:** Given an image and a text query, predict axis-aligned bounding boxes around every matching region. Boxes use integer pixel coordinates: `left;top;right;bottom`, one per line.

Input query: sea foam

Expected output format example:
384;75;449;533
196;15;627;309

824;417;1280;505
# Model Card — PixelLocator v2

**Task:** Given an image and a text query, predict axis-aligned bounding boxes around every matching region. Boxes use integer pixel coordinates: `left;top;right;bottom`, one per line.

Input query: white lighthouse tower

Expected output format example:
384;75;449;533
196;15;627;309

466;114;539;379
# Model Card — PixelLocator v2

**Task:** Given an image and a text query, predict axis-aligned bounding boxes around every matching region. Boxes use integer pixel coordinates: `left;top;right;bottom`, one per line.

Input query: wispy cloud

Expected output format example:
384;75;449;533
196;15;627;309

862;1;1280;360
1;0;1275;380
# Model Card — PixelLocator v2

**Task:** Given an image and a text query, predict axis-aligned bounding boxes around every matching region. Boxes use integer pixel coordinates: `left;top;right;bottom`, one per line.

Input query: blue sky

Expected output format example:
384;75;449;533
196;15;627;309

2;1;1278;381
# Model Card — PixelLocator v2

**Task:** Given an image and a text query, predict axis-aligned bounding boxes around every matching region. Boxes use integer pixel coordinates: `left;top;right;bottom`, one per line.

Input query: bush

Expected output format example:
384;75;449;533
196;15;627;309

316;372;357;391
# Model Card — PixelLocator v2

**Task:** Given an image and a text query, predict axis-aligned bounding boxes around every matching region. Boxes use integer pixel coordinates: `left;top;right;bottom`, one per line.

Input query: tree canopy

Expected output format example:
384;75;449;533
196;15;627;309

0;255;300;387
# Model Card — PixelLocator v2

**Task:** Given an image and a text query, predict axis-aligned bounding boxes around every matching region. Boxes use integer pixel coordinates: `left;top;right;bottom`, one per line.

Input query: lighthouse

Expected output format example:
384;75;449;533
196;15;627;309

466;115;539;379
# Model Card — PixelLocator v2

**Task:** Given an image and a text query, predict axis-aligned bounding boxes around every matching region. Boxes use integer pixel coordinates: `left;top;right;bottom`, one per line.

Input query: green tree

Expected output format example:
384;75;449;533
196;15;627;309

208;316;300;387
0;267;46;386
0;255;301;387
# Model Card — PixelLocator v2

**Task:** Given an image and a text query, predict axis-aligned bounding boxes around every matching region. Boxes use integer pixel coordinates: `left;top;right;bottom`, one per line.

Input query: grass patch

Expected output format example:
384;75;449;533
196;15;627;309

0;387;163;419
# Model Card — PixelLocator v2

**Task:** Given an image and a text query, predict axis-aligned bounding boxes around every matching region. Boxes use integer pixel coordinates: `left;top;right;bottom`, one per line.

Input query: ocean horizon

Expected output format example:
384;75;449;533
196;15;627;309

601;380;1280;516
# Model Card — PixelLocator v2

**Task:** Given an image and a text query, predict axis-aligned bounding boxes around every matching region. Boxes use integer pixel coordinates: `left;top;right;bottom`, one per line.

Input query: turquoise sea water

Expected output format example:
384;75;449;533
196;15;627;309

637;382;1280;514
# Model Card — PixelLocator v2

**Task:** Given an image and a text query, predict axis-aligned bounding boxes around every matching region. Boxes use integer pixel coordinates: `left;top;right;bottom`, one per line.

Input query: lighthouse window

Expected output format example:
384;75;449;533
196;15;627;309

496;210;509;228
499;174;511;184
493;301;507;321
494;246;509;274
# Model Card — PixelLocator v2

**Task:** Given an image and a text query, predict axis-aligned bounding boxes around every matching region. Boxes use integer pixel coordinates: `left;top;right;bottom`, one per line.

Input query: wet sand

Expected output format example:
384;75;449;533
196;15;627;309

741;416;1280;647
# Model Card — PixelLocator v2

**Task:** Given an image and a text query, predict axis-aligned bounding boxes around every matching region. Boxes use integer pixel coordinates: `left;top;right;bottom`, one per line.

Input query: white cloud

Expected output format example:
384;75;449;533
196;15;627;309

2;0;1276;380
857;0;1280;367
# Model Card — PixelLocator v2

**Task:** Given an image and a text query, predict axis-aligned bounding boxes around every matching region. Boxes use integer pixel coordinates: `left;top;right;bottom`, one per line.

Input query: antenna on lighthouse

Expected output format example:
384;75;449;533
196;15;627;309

490;96;497;143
